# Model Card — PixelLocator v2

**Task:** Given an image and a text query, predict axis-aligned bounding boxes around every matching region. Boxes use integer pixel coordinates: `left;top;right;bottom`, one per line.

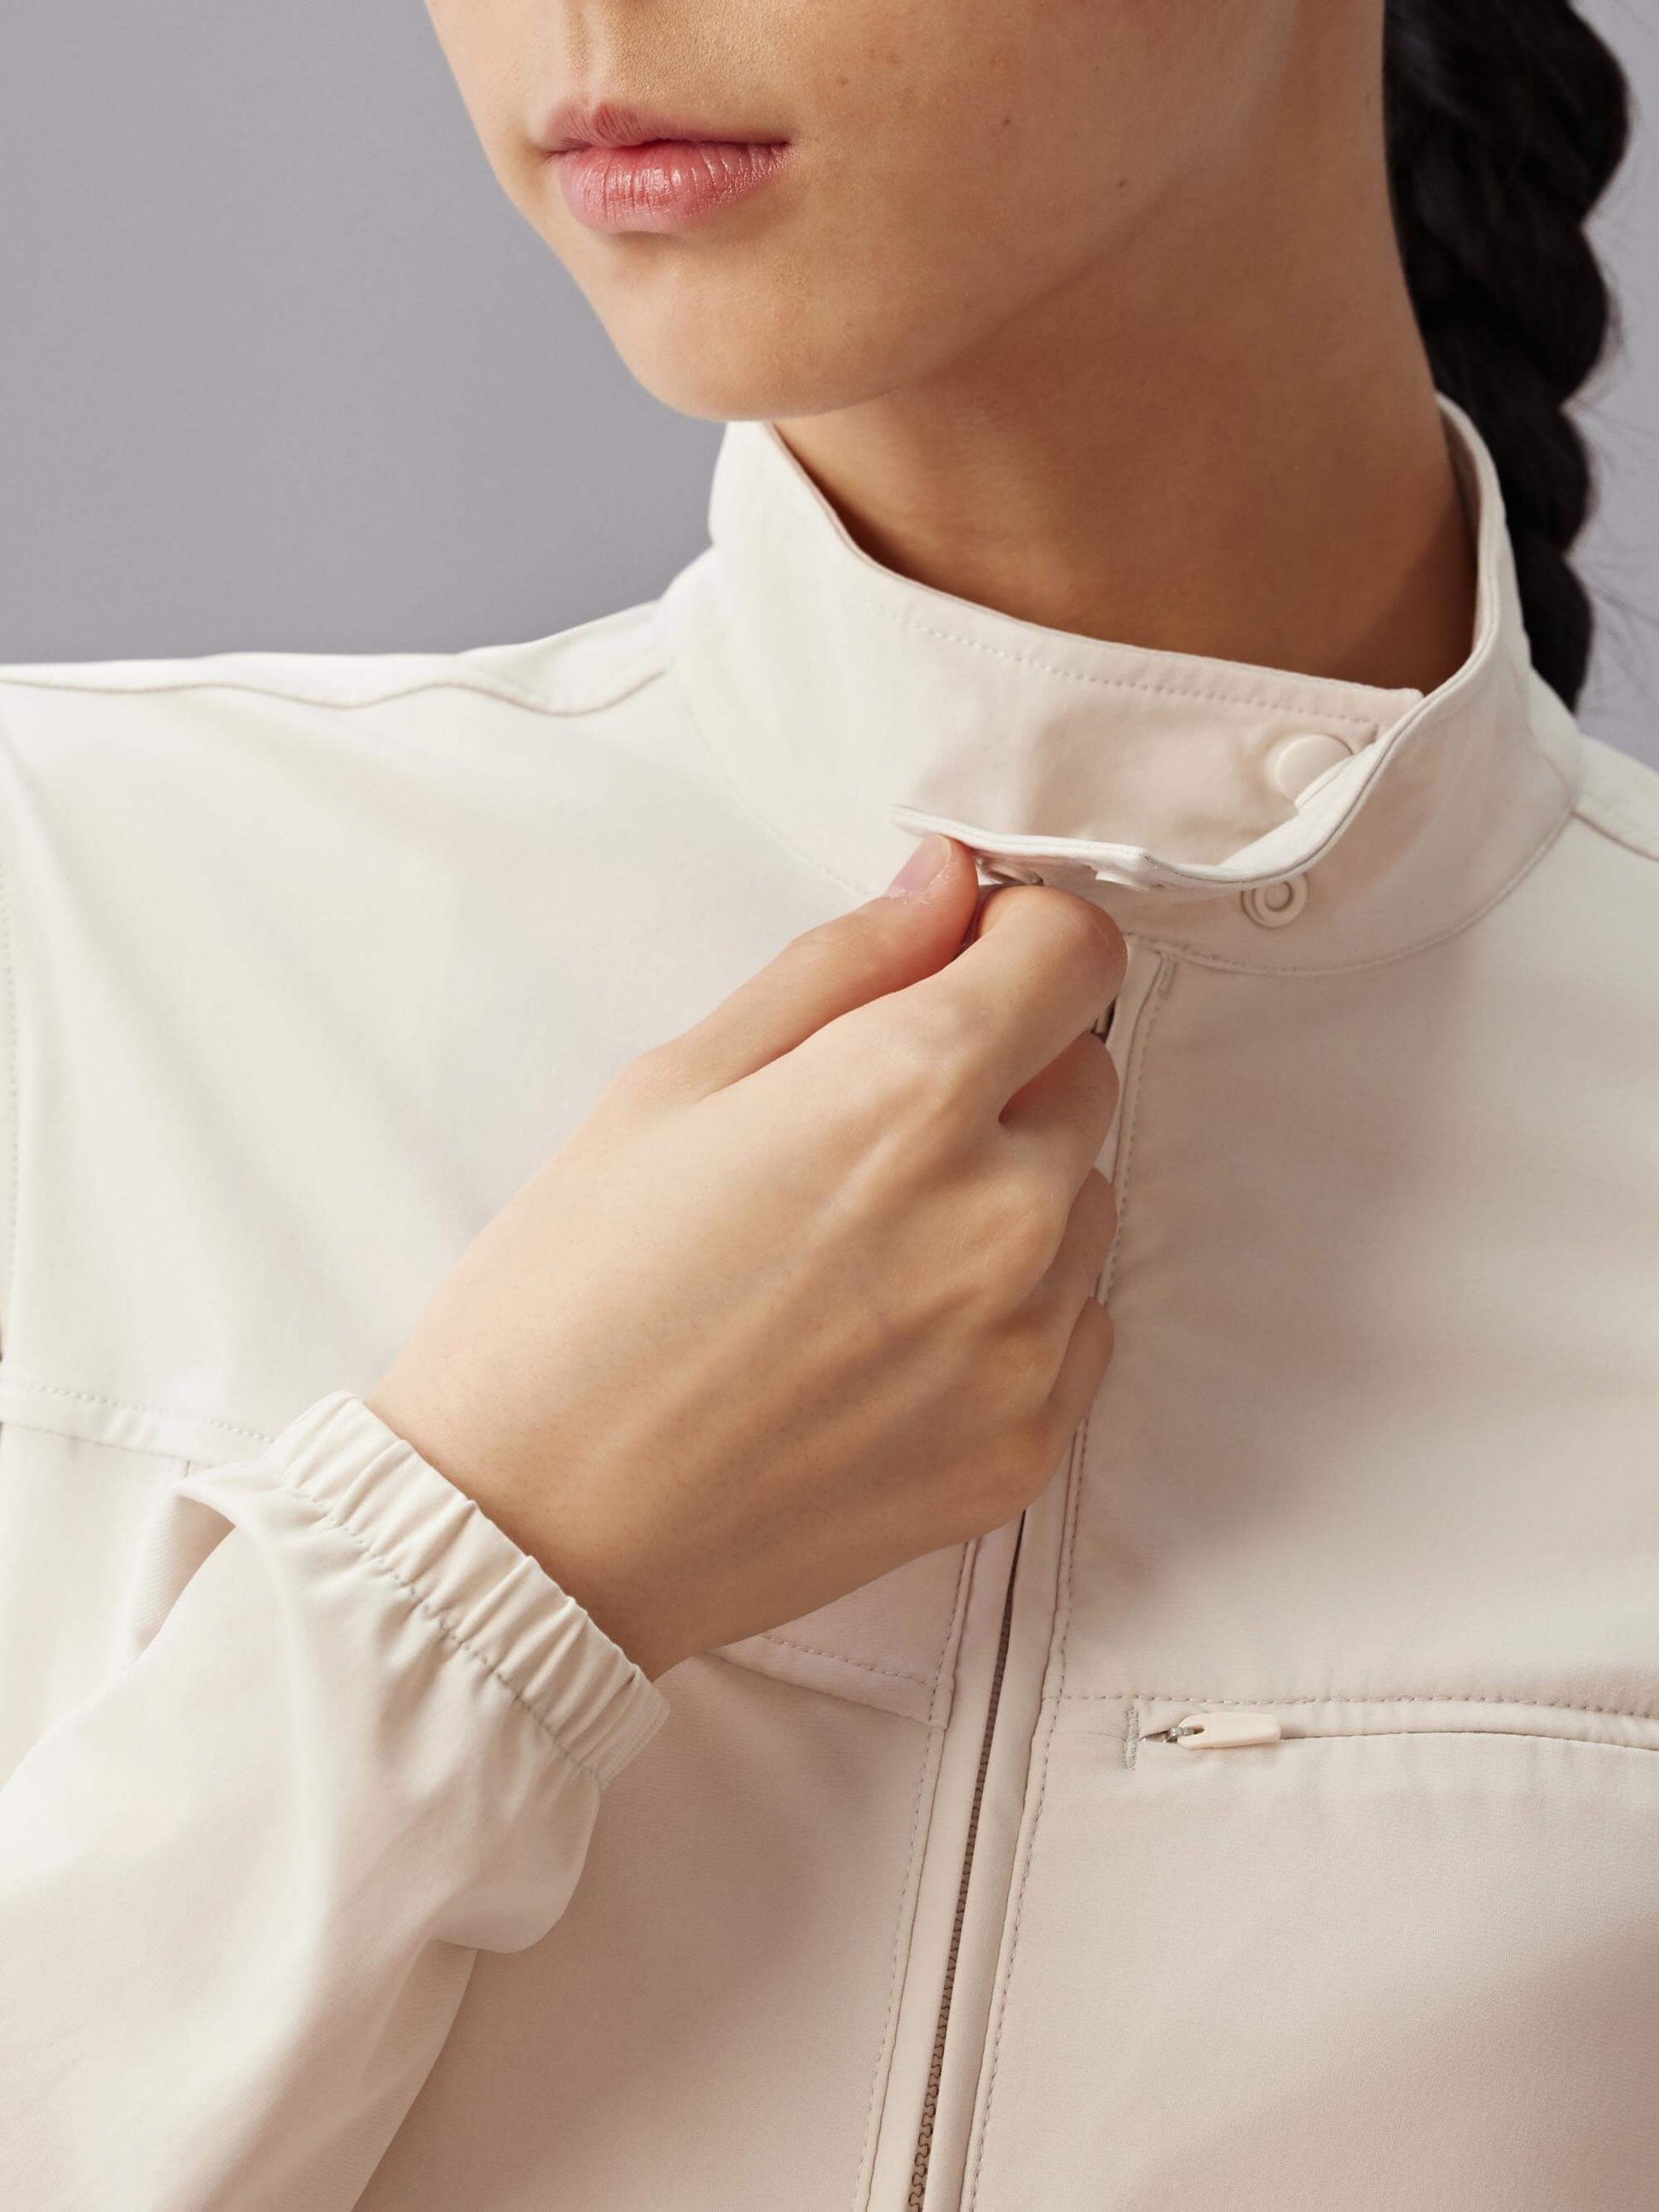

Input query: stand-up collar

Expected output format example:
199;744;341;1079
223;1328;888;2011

662;398;1581;970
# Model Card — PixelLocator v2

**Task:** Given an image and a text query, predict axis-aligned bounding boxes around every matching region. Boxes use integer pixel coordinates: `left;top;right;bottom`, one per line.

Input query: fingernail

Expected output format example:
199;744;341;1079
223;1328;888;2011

883;834;951;899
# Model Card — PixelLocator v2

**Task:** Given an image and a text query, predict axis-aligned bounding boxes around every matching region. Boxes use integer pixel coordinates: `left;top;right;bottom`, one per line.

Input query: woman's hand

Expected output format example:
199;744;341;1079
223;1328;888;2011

365;835;1125;1680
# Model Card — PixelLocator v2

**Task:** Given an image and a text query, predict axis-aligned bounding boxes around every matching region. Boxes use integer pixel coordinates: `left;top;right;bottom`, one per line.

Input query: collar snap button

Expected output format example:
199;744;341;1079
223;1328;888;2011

1269;731;1353;803
1242;873;1309;928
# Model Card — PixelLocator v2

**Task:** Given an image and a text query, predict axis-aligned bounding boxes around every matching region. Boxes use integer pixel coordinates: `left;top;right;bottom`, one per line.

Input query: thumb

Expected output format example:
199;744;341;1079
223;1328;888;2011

663;834;981;1094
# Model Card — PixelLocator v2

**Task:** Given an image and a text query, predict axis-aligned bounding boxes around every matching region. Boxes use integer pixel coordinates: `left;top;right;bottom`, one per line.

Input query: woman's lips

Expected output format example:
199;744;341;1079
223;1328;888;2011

553;138;789;234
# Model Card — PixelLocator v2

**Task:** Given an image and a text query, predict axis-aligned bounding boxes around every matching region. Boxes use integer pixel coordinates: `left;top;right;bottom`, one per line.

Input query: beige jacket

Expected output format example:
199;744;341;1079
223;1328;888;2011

2;400;1657;2211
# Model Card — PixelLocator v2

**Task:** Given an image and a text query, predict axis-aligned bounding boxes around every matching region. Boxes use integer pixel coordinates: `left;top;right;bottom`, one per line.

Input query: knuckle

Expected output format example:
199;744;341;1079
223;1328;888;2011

603;1042;679;1110
985;1168;1062;1277
785;919;881;995
972;881;1034;933
1047;892;1126;985
970;1307;1056;1412
872;996;981;1110
790;897;919;985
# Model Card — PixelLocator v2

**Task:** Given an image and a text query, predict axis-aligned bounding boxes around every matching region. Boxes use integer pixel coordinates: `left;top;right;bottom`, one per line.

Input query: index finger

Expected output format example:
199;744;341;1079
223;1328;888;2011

899;883;1127;1104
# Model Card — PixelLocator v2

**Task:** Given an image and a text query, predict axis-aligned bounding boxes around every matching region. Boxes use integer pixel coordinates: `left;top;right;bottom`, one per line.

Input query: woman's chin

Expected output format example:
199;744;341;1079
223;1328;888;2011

598;325;865;425
593;286;967;426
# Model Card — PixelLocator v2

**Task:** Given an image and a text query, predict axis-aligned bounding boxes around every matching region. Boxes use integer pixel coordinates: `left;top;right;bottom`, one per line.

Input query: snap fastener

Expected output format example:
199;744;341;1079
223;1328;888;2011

1269;731;1352;803
1241;874;1309;927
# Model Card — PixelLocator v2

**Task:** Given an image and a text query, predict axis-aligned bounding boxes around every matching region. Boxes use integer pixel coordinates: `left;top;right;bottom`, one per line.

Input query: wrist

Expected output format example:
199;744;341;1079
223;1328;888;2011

361;1377;682;1681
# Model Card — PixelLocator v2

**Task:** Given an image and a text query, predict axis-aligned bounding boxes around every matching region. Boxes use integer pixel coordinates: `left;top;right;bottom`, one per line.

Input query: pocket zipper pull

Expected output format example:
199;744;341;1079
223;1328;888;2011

1145;1710;1282;1749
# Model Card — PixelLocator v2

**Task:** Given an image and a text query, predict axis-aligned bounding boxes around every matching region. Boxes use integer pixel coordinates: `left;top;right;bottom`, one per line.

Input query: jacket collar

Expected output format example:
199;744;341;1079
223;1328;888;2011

662;397;1581;972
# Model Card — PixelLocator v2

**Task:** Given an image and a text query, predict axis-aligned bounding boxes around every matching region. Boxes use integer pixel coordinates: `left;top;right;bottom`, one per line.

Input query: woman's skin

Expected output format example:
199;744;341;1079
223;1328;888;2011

426;0;1477;689
369;0;1479;1679
372;856;1123;1679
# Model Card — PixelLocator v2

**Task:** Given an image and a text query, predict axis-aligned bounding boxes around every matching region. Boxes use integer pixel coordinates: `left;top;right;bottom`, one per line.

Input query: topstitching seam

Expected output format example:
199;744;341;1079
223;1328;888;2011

0;1377;274;1445
1098;952;1172;1304
1066;1689;1659;1722
962;952;1171;2208
853;1641;952;2202
744;472;1414;730
1176;1727;1659;1753
755;1632;931;1687
879;606;1395;729
847;1535;974;2200
0;652;667;728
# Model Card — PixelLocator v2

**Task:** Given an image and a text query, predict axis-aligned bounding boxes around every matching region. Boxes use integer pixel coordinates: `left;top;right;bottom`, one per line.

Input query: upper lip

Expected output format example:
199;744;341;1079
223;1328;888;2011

538;99;777;155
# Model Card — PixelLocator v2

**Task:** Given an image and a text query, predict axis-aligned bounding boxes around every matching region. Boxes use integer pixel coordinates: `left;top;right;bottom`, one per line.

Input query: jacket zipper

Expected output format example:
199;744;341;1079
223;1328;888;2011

905;1516;1025;2212
902;939;1161;2209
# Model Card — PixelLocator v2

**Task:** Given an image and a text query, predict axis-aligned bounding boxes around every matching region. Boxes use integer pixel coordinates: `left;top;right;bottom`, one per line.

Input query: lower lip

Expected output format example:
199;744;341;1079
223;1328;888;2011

554;140;789;234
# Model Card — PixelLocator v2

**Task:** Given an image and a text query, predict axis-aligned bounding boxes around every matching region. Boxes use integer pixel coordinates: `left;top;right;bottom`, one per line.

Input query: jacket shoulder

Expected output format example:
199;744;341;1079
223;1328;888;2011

0;598;674;1373
1571;733;1659;864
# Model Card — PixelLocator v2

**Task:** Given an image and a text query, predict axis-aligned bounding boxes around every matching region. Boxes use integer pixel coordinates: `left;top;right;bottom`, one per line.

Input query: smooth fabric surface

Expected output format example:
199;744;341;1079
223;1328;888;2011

0;400;1656;2209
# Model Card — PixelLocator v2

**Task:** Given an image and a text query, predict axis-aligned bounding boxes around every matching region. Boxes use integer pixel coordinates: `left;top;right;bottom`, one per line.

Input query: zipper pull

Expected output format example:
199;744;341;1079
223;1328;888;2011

1144;1710;1282;1749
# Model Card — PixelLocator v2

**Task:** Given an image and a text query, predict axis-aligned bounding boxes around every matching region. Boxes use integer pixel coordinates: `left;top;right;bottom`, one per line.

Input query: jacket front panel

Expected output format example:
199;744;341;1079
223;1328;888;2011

662;404;1659;2207
0;396;1656;2209
0;624;979;2211
960;787;1659;2208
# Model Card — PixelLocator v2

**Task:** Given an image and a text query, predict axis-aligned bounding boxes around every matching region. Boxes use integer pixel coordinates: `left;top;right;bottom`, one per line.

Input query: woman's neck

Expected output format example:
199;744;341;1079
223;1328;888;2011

773;26;1478;701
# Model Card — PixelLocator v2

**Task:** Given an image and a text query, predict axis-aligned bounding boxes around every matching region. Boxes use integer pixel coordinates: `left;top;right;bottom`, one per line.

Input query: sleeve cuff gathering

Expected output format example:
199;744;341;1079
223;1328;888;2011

261;1389;670;1786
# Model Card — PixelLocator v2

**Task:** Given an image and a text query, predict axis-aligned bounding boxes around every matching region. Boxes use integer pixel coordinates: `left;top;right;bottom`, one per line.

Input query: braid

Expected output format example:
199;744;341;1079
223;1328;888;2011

1384;0;1630;707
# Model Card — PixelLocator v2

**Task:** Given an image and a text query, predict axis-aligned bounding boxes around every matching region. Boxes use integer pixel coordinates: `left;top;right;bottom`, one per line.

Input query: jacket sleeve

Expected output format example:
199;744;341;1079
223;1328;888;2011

0;1388;670;2212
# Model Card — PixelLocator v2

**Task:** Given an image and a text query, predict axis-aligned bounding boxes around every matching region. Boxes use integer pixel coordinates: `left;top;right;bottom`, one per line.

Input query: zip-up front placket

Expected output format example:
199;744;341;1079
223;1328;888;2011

893;933;1171;2212
905;1519;1025;2212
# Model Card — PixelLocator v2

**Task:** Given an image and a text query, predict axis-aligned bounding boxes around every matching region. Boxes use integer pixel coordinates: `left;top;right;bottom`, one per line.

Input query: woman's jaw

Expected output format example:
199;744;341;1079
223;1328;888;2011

423;0;1319;424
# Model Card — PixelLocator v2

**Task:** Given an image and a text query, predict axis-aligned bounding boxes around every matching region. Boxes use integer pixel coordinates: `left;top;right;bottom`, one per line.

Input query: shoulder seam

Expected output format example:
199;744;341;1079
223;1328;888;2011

0;632;669;726
1571;800;1659;865
0;660;668;725
1571;740;1659;866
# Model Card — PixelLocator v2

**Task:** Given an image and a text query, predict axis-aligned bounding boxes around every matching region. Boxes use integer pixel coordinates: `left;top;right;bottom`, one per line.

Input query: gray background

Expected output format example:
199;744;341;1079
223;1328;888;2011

2;2;1655;762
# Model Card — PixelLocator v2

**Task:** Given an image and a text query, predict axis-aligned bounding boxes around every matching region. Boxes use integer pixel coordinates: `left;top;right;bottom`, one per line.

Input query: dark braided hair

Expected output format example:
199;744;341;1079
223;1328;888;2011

1384;0;1631;707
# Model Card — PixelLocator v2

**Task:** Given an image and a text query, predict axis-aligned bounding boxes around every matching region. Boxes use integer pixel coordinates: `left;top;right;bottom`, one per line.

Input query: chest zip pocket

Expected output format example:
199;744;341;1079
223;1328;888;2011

1142;1711;1283;1748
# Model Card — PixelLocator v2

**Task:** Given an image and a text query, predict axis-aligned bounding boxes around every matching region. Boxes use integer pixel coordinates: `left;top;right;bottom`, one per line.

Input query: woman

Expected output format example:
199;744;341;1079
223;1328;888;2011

0;0;1650;2204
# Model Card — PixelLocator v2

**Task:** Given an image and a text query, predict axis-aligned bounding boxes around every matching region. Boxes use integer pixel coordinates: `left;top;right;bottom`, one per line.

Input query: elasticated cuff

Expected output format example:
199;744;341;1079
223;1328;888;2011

263;1389;670;1786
